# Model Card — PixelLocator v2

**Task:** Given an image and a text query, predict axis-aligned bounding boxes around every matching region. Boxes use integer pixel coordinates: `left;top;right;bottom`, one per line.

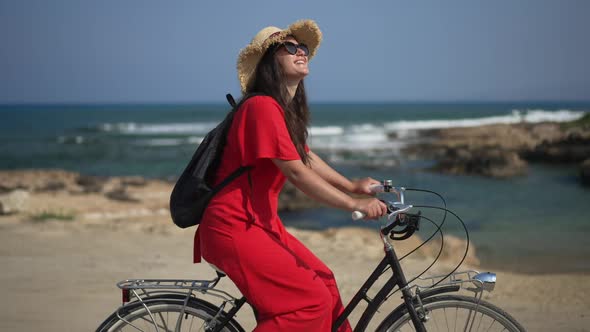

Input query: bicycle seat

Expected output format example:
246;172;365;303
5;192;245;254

208;262;227;278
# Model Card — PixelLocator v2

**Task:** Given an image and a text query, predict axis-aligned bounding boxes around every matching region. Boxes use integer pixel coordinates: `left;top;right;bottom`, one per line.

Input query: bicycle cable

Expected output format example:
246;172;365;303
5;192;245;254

378;188;448;275
382;213;444;302
414;204;470;289
401;188;471;287
398;188;448;262
381;188;471;301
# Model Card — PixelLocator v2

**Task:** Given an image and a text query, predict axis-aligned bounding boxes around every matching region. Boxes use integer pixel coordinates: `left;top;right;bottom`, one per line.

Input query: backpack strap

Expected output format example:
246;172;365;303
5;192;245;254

211;165;254;195
226;92;266;110
226;94;237;108
221;92;265;193
218;92;265;221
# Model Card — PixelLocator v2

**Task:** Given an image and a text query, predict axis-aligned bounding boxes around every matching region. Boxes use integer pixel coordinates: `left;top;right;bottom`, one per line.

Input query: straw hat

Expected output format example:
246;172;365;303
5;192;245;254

237;19;322;93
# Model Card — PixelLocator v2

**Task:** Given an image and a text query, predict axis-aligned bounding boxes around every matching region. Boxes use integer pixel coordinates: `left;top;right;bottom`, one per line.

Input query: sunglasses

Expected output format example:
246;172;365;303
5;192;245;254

278;41;309;56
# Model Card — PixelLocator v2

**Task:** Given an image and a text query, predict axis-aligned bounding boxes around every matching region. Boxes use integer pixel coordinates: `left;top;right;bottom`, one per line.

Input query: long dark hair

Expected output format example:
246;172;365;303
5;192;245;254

247;43;310;165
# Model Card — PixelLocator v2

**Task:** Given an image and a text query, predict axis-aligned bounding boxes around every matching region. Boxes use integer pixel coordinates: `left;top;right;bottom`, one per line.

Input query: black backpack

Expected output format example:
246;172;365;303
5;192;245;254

169;93;258;228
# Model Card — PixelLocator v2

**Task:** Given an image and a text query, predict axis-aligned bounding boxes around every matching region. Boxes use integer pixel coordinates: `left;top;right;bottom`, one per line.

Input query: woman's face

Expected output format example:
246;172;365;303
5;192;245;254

275;36;309;82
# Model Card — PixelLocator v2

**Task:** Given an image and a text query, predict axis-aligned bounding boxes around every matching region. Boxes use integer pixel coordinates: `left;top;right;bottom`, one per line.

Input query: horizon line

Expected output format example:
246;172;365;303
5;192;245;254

2;99;590;107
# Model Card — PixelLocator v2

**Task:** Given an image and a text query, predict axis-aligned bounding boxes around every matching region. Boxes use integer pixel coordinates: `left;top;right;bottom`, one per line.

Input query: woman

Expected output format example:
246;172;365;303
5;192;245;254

196;20;388;331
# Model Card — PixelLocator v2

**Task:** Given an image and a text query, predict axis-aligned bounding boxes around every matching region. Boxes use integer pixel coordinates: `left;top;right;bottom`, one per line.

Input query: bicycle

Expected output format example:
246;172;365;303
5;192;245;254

96;181;526;331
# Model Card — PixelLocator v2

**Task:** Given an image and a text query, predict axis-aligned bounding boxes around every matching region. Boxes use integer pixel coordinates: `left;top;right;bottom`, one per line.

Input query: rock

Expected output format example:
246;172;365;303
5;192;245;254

406;122;590;177
0;169;79;192
523;131;590;163
581;159;590;186
120;176;148;187
0;183;26;194
104;186;141;203
434;147;528;178
76;175;107;193
278;182;321;211
37;180;67;192
0;190;30;215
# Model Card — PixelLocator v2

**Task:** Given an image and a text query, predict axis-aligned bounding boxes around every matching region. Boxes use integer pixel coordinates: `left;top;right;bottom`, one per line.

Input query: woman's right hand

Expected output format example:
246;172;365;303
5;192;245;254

353;197;388;220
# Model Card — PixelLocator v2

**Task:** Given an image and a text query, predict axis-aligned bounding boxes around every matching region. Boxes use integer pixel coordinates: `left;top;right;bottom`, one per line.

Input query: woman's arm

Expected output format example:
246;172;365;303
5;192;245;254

307;150;379;195
273;158;387;218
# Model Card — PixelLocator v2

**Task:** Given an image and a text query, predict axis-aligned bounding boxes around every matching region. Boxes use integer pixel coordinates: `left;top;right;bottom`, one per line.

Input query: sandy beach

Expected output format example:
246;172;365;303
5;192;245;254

0;170;588;331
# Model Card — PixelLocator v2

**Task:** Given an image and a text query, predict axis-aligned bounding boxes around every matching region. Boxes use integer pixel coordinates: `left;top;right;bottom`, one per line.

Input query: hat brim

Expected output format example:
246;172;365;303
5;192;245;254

237;20;322;93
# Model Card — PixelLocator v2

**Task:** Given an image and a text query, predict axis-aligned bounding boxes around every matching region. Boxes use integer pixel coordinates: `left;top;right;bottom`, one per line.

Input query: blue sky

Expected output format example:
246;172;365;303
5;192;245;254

1;0;589;103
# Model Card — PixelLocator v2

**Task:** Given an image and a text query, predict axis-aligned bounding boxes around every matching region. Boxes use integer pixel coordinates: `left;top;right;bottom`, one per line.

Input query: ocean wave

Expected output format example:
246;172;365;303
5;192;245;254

98;122;217;135
57;135;85;144
89;109;585;151
310;125;396;151
309;109;586;151
518;109;585;123
384;109;585;132
309;126;343;136
133;136;204;147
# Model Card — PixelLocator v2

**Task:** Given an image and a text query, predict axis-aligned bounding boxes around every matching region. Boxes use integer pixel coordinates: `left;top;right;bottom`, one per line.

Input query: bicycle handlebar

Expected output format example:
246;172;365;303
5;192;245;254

351;182;413;221
351;180;422;240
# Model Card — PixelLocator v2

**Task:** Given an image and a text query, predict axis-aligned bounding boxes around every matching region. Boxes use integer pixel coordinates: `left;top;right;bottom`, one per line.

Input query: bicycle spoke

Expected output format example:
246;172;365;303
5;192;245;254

474;311;484;332
381;296;523;332
101;301;240;332
456;306;461;332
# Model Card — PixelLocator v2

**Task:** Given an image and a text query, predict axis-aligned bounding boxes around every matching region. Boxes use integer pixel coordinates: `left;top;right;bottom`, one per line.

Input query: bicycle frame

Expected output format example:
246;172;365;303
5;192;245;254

332;234;426;332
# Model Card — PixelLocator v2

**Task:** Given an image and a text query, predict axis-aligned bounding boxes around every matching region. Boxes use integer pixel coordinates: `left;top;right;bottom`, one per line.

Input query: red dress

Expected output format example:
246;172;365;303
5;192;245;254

195;96;352;332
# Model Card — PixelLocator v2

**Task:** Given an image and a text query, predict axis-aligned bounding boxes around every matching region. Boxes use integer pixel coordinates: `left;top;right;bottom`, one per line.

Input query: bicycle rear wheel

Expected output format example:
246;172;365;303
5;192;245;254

96;296;244;332
377;294;525;332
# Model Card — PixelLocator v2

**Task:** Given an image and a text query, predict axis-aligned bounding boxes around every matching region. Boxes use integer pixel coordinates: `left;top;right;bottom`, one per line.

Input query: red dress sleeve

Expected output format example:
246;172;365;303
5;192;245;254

236;96;301;165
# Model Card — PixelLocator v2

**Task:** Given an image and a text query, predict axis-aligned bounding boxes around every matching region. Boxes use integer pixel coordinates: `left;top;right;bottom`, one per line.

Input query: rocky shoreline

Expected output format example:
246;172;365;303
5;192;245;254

403;115;590;184
0;169;320;216
2;114;588;217
2;113;588;219
0;167;480;266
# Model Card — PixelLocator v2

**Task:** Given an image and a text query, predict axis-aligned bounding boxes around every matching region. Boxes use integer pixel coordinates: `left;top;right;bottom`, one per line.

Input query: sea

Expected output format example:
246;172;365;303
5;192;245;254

1;101;589;275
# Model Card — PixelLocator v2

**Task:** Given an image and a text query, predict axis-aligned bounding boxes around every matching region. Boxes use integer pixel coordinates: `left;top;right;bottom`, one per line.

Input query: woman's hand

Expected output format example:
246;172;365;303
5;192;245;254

350;177;381;196
353;197;388;220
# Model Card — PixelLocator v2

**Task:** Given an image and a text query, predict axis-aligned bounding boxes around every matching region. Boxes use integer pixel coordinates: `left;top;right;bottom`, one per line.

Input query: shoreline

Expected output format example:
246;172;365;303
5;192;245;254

402;119;590;182
1;167;587;276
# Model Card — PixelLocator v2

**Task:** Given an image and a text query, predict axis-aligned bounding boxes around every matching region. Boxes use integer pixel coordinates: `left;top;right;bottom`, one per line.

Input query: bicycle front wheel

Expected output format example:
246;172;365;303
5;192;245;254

377;294;525;332
96;296;244;332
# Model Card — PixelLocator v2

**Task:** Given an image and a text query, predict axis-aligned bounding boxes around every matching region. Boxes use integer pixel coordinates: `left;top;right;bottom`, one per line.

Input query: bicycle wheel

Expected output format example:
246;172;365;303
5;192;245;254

377;294;525;332
96;295;244;332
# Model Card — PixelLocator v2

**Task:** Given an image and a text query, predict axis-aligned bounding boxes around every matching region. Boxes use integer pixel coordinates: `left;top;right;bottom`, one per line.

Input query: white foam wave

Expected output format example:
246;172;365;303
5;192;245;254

519;109;585;123
99;122;217;135
96;109;585;152
310;124;394;151
384;109;585;132
310;126;344;136
134;136;204;147
57;135;85;144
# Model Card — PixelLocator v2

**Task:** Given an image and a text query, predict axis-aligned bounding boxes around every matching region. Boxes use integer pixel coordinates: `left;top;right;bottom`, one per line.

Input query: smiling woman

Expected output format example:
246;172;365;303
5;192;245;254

195;19;388;332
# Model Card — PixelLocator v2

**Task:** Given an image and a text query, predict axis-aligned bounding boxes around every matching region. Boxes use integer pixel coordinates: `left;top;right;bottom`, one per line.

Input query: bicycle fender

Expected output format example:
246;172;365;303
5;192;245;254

416;285;460;299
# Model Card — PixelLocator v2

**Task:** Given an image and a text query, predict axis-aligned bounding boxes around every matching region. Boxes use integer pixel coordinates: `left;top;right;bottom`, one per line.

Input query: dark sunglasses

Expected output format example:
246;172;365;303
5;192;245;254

278;41;309;56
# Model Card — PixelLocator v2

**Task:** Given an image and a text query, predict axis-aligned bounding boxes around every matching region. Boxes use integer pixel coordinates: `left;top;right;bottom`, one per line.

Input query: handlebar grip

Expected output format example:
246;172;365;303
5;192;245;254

369;184;384;194
352;211;365;220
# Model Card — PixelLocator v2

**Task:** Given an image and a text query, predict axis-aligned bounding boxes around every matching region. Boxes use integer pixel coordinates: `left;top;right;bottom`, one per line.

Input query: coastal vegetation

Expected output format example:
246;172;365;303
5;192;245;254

29;209;76;222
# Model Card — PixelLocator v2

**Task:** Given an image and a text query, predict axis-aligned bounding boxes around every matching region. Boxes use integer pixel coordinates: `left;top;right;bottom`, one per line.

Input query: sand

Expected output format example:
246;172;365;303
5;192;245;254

1;173;589;331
